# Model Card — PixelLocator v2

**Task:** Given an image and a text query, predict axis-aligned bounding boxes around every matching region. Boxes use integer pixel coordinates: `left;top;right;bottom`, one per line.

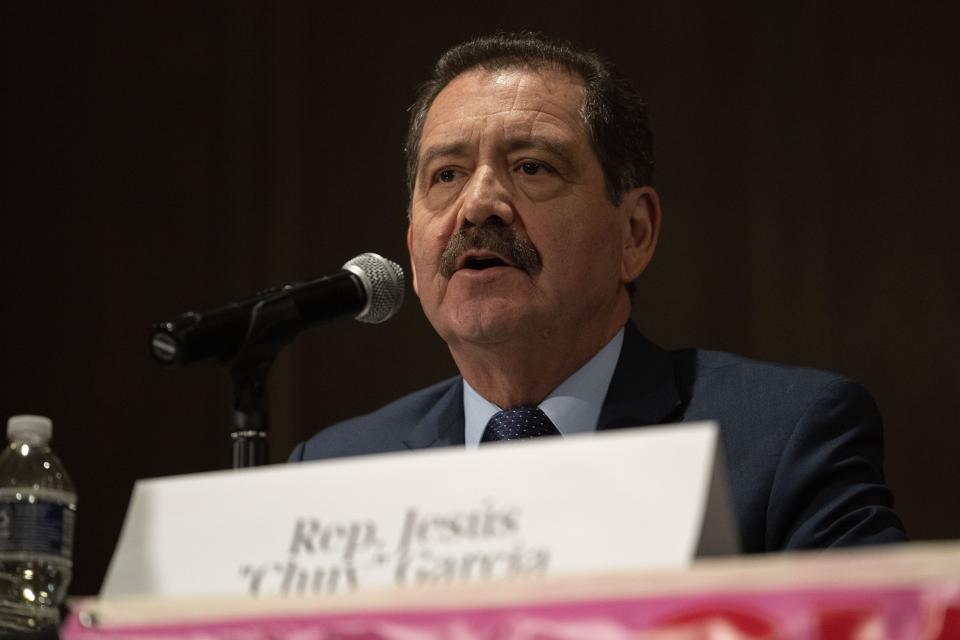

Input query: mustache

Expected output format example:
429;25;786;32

439;224;543;278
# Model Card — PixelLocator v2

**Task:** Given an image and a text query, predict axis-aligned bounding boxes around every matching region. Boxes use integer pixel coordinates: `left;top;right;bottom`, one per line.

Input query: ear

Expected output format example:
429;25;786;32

619;185;662;283
406;222;420;296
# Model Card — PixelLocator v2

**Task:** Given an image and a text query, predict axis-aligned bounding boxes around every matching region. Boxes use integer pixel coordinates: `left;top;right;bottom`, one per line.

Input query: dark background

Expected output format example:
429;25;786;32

2;2;958;596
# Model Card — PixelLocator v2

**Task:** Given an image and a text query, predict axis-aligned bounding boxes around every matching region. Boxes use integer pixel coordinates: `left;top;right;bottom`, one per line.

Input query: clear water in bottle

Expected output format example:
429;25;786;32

0;415;77;632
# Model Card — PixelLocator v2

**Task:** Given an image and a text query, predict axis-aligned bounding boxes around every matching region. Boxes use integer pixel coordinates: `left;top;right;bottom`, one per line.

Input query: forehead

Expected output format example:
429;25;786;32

419;67;589;150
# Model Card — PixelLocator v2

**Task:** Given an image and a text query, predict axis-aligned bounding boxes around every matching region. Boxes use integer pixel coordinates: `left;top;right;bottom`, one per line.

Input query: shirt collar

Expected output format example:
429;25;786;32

463;328;625;447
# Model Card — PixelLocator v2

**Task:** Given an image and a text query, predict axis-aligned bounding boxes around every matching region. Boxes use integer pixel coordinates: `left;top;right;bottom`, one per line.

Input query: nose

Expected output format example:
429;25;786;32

459;166;516;228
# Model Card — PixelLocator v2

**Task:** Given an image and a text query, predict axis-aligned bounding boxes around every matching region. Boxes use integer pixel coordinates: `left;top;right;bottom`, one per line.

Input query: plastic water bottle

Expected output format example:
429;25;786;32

0;415;77;632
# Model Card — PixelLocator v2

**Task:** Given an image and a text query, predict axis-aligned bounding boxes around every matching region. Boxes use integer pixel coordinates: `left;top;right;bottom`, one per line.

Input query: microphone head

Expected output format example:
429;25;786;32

342;253;405;323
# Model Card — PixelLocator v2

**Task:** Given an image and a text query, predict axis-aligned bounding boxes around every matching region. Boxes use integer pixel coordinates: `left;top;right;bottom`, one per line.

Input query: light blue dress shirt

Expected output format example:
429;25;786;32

463;328;625;447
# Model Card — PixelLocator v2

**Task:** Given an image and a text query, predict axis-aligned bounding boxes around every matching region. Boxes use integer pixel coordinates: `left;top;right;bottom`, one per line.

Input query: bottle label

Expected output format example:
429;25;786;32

0;500;75;560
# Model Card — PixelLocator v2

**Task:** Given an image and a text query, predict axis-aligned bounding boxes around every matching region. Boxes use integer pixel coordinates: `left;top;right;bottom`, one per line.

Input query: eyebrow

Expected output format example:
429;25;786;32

418;142;469;175
418;136;577;175
503;135;576;163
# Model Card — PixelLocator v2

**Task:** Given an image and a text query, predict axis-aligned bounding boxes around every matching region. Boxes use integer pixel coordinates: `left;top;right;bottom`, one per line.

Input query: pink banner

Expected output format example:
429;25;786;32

64;581;960;640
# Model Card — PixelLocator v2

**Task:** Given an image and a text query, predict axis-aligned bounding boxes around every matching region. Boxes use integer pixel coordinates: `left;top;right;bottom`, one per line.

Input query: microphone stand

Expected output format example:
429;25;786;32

228;291;301;469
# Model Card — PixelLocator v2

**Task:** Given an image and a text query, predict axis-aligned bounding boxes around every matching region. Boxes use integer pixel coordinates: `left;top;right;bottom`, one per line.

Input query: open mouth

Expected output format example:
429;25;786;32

462;255;510;271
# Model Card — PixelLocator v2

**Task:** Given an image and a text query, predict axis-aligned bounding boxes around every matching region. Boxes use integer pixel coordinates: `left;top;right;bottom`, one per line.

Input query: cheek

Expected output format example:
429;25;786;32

409;225;448;289
540;213;622;280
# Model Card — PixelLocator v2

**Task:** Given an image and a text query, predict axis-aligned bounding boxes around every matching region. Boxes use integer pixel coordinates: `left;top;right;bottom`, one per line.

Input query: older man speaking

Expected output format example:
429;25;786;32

289;33;906;552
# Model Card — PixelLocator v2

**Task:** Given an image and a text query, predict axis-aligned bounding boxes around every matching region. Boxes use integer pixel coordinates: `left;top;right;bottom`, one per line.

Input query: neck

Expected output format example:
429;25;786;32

450;315;628;408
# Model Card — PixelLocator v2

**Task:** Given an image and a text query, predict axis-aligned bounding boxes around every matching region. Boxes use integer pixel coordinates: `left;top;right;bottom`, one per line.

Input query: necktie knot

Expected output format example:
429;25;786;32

481;406;561;442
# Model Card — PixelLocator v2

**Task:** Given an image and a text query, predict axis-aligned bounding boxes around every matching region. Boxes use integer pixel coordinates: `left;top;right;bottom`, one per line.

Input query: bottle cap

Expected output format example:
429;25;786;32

7;415;53;444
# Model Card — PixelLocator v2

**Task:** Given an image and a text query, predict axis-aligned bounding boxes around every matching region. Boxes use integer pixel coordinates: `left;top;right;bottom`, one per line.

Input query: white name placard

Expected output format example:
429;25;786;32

101;421;738;599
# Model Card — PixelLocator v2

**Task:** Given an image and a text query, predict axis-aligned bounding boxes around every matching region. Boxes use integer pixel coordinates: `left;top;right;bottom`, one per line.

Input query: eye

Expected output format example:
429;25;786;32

517;161;552;176
435;168;459;183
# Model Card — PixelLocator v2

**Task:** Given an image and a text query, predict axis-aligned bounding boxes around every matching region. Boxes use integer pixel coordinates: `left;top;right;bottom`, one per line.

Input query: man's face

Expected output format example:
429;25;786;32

407;67;646;352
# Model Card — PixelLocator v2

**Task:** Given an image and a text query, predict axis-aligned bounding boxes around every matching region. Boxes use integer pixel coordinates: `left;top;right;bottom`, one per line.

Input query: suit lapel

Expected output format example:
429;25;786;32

402;379;466;449
598;323;683;430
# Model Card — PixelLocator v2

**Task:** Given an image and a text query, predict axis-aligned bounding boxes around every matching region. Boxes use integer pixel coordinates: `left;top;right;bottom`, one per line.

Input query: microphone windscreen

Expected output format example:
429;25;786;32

342;253;405;324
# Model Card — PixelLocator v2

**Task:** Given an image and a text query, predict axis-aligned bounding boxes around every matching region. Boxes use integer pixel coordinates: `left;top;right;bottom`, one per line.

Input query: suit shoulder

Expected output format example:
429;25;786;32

290;376;460;461
684;348;863;400
677;347;879;445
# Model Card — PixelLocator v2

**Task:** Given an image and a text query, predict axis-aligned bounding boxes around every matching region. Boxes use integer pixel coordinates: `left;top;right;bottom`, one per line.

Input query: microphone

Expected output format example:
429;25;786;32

150;253;405;367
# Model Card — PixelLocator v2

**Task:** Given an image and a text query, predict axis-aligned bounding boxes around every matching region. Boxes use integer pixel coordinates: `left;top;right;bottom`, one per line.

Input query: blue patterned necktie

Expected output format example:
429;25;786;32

481;406;561;442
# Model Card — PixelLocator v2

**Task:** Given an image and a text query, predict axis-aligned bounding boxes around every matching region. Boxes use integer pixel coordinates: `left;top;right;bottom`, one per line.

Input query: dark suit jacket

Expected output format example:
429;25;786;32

289;324;906;552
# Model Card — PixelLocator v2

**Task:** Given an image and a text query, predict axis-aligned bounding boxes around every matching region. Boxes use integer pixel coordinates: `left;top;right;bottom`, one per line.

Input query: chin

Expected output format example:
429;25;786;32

440;299;537;347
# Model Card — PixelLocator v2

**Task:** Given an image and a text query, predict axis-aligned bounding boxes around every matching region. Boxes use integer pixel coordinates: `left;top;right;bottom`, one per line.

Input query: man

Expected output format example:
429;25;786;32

289;33;906;552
